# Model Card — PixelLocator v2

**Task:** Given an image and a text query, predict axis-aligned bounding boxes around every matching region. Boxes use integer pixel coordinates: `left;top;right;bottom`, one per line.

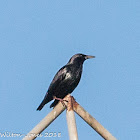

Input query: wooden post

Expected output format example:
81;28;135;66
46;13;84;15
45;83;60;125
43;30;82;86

66;95;78;140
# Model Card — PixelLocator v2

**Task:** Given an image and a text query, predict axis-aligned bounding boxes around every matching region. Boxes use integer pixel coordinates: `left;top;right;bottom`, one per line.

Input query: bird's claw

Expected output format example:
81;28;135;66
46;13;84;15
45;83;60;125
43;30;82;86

53;96;68;108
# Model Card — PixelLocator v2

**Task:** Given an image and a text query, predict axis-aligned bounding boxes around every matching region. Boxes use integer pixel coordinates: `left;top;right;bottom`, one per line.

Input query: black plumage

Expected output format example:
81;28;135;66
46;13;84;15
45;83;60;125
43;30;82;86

37;53;95;111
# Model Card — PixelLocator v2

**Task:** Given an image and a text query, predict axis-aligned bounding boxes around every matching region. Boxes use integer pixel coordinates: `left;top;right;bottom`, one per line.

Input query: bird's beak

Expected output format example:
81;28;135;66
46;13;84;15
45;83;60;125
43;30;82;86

85;55;95;59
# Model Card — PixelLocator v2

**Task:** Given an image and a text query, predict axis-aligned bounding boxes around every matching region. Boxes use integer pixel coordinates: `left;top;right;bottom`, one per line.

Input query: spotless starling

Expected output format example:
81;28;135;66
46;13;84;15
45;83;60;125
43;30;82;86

37;53;95;111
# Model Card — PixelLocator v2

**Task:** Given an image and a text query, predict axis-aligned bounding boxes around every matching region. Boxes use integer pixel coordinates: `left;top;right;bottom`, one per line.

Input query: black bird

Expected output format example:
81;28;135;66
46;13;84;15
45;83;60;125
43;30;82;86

37;53;95;111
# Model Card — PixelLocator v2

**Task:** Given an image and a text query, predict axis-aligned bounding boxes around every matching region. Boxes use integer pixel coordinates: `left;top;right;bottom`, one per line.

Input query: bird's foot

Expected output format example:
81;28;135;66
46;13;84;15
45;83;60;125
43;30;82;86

53;96;68;108
71;96;76;101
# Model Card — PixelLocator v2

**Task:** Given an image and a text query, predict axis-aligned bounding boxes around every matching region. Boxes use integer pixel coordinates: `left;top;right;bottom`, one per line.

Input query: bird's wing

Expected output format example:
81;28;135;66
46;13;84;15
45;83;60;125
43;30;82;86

48;65;68;93
37;66;68;111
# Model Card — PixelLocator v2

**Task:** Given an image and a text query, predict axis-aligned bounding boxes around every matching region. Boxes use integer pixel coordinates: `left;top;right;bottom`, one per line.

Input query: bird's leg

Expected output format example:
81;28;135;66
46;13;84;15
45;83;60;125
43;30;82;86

53;96;68;102
53;96;68;107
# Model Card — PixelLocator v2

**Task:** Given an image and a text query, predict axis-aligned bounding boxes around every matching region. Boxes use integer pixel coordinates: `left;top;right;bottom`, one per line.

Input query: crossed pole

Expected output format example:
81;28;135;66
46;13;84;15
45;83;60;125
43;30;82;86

23;94;117;140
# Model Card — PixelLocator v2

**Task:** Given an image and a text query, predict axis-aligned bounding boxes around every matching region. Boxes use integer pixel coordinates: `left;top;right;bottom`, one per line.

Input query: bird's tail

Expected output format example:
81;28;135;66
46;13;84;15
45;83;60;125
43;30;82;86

50;100;59;108
37;93;52;111
36;100;46;111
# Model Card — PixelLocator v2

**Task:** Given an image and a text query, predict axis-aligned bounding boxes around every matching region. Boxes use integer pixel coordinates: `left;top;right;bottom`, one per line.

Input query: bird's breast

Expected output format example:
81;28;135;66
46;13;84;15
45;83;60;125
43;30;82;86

66;66;82;83
65;72;72;79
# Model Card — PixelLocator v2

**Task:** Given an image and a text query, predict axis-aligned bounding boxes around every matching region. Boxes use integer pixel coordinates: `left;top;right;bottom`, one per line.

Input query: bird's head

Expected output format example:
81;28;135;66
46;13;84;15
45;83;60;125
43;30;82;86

68;53;95;65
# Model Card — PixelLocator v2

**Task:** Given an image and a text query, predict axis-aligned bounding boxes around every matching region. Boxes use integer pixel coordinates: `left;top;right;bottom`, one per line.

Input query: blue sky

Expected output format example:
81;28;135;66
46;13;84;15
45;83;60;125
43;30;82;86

0;1;139;140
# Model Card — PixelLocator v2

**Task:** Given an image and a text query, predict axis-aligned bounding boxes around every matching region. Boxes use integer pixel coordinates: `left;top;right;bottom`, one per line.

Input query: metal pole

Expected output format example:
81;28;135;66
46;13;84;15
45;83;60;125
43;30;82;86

23;94;117;140
66;95;78;140
73;100;117;140
22;98;67;140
